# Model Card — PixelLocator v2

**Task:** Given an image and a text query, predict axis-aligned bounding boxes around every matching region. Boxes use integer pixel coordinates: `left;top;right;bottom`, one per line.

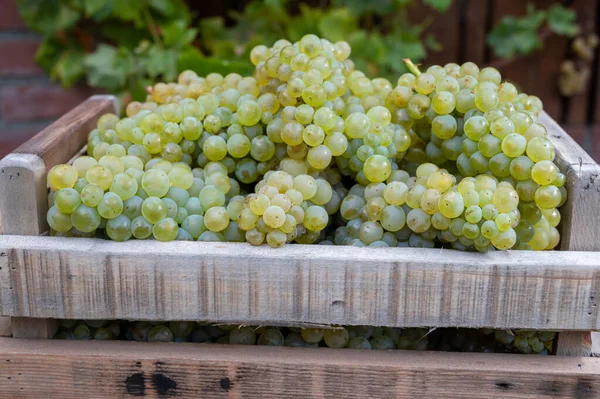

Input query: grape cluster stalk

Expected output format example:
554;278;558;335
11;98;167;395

46;34;565;251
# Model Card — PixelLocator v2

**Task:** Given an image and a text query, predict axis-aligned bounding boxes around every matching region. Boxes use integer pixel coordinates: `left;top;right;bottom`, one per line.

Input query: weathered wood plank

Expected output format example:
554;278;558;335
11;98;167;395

13;95;117;170
9;318;57;339
541;112;600;354
0;338;598;399
0;235;599;330
541;111;600;252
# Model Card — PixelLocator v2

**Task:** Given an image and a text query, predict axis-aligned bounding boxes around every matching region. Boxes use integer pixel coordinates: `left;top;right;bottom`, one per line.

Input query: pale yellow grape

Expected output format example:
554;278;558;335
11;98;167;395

47;205;73;232
153;218;179;241
307;145;332;169
98;155;125;175
304;205;328;232
313;107;337;131
199;185;226;210
534;185;562;209
141;169;170;197
110;173;138;200
168;167;194;189
80;184;104;207
86;165;113;190
54;188;81;214
439;191;465;218
47;164;78;190
311;179;333;205
531;160;558;186
205;173;231;194
249;194;270;215
267;171;293;193
71;204;101;233
266;230;287;248
237;100;262;126
204;206;229;232
427;170;454;192
203;136;228;161
363;155;391;183
420;189;441;214
293;175;317;199
324;132;348;156
407;209;431;233
258;184;278;199
281;120;304;146
526;137;555;162
345;113;370;139
263;206;286;228
380;205;406;232
302;84;326;107
227;134;251;158
383;181;408;205
285;189;303;206
72;156;98;178
98;192;124;219
302;124;325;146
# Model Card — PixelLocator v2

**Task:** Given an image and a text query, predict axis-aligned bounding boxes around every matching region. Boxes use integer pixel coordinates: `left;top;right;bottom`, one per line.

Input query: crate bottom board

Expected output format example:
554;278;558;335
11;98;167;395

0;338;598;398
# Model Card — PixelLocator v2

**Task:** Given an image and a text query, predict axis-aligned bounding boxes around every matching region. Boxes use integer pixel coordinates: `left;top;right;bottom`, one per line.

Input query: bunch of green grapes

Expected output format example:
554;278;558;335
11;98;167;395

494;329;555;355
46;33;566;252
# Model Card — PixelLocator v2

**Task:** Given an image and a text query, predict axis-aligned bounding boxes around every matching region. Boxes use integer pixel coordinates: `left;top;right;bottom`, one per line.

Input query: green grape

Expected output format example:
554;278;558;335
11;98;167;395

432;91;456;115
465;205;482;223
380;205;406;232
481;220;499;239
141;169;170;198
98;192;123;219
47;205;73;232
347;337;372;349
534;185;562;209
439;191;464;218
204;206;229;232
359;221;384;244
148;325;174;342
489;153;511;178
71;204;101;233
363;155;391;183
86;165;113;190
407;209;431;233
301;328;324;344
370;336;395;350
304;205;328;231
47;164;78;190
531;160;558;186
54;188;81;214
478;134;502;158
110;173;138;200
509;156;534;181
432;115;457;139
414;73;436;94
324;328;349;348
501;133;527;157
131;216;153;239
526;137;555;162
142;197;167;224
72;156;98;178
491;228;517;249
161;197;178;219
257;328;284;346
324;132;348;156
106;215;132;241
456;89;476;113
153;218;179;241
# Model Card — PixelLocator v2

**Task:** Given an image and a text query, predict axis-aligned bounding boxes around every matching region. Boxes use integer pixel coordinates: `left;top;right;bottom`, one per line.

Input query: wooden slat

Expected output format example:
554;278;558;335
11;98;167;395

0;338;598;399
541;112;600;252
9;318;57;339
0;154;47;235
412;1;460;66
13;95;118;170
542;112;600;354
0;235;599;330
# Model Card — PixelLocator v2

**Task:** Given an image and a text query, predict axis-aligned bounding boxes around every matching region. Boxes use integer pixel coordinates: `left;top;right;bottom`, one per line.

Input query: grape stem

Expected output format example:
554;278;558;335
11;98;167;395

403;59;422;76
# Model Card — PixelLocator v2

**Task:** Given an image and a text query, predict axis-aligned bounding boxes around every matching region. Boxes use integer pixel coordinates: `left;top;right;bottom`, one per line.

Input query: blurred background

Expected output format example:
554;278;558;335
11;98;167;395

1;0;599;160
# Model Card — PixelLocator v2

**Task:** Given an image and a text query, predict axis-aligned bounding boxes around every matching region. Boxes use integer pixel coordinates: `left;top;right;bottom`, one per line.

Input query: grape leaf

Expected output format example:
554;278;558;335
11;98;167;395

177;47;253;76
84;45;131;91
161;20;197;47
547;4;578;37
17;0;80;35
331;0;395;16
52;49;86;87
317;8;358;42
111;0;144;24
423;0;453;13
487;7;546;58
82;0;110;18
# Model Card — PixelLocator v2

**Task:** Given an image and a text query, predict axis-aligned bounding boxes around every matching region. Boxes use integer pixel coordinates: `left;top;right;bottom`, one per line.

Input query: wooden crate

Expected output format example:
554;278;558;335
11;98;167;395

0;95;600;398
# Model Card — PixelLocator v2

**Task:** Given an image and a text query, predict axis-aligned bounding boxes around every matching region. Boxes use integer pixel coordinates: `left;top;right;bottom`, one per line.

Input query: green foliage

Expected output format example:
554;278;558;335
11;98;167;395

17;0;579;100
488;3;578;58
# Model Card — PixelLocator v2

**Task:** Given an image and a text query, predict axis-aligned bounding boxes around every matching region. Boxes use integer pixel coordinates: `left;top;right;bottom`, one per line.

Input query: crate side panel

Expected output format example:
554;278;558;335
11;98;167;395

0;236;599;330
0;338;598;399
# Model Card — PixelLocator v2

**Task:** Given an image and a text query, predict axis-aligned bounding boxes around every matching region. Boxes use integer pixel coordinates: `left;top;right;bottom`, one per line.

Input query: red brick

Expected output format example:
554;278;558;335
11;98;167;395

0;85;101;122
0;125;48;159
0;39;43;76
0;0;25;29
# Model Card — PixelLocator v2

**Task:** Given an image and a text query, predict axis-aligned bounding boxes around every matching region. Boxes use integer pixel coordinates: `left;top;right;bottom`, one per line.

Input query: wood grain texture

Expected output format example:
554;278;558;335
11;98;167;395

0;338;598;399
0;154;47;235
0;235;599;330
9;318;57;339
541;112;600;252
13;95;117;170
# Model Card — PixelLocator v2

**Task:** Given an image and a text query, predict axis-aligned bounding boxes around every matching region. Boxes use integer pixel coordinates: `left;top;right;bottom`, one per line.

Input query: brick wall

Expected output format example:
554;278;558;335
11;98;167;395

0;0;599;162
0;0;98;158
